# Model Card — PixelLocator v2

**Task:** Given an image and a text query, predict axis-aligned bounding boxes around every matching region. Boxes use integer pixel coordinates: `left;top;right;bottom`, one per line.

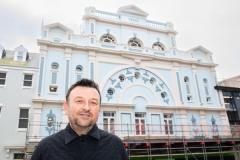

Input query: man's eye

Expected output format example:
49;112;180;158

91;101;98;105
76;100;83;103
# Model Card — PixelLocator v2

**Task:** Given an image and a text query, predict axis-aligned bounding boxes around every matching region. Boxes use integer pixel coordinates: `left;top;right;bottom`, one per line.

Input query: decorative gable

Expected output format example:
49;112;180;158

117;5;149;18
45;23;73;33
188;45;213;63
189;45;213;55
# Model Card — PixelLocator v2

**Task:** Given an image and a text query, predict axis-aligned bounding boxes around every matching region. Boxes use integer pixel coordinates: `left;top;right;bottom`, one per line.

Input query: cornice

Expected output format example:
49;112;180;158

37;39;217;68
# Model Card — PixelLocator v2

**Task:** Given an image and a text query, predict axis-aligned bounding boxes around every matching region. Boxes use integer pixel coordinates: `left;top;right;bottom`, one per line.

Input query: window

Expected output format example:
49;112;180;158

164;113;173;135
100;34;116;44
90;23;94;34
203;78;211;102
128;37;142;48
119;74;125;82
152;42;165;51
150;77;156;84
23;74;33;87
0;72;6;85
50;62;59;92
184;76;192;102
51;62;59;70
49;85;58;92
17;51;24;61
51;72;57;84
14;153;25;159
18;108;29;128
103;111;115;134
107;88;115;95
76;65;83;81
134;72;140;79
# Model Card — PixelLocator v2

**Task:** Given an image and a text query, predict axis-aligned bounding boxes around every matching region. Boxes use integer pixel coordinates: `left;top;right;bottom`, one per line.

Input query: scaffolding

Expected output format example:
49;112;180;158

25;122;240;160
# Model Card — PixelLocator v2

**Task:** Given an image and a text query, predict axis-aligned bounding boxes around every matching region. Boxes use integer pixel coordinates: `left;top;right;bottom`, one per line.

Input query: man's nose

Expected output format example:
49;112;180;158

82;102;90;110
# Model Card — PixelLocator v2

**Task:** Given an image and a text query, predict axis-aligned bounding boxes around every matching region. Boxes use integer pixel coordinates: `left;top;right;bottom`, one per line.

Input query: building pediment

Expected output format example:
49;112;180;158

44;23;73;33
189;45;213;55
118;5;149;18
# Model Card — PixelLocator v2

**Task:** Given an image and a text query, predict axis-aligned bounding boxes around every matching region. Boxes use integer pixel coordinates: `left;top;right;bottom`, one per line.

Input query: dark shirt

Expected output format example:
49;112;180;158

31;124;128;160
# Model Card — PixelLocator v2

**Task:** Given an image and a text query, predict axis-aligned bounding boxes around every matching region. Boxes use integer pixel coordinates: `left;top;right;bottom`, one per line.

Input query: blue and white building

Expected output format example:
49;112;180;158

27;5;231;149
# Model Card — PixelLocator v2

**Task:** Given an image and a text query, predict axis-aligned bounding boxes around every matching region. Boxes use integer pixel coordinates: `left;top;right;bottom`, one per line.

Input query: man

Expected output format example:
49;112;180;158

31;79;128;160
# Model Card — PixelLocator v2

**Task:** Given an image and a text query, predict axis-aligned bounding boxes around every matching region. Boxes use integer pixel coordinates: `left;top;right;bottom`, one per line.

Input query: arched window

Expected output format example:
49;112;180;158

51;62;59;84
184;76;192;102
203;78;211;102
100;34;116;44
76;65;83;81
152;42;165;51
49;62;59;92
90;23;94;34
128;37;143;48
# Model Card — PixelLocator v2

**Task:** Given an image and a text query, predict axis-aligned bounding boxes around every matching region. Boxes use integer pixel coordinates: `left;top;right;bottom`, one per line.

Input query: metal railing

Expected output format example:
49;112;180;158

26;122;240;143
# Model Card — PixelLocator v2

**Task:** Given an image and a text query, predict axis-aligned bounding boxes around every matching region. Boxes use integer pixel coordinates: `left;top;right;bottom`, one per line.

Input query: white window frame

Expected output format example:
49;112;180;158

0;70;7;87
18;105;30;131
22;73;33;88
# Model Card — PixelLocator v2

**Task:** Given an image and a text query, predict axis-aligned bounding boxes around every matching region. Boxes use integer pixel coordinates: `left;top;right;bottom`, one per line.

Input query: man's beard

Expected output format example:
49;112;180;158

69;113;94;130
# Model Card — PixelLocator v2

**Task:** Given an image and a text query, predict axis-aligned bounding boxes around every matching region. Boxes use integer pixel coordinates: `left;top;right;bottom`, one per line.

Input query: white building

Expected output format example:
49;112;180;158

0;45;39;160
28;4;230;146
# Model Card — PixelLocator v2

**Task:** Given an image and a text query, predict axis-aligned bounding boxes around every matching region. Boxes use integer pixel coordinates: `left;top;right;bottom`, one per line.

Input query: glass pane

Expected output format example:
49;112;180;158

0;79;5;85
14;153;25;159
24;74;32;80
141;119;145;134
135;119;140;135
24;80;32;87
20;109;29;118
0;72;6;78
51;72;57;84
18;119;28;128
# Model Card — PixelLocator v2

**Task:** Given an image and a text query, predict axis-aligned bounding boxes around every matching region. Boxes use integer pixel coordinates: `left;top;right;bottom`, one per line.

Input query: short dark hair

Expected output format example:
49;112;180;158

66;79;101;103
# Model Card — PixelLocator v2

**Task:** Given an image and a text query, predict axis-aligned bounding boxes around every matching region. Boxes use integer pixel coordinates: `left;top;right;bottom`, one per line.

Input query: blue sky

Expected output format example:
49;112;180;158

0;0;239;81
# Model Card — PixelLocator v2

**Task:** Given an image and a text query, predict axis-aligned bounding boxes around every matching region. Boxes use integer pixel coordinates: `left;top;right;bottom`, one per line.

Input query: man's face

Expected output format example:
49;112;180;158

64;86;100;129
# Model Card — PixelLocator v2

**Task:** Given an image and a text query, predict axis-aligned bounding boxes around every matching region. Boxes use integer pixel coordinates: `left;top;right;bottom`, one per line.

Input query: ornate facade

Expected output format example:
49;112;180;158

28;5;229;144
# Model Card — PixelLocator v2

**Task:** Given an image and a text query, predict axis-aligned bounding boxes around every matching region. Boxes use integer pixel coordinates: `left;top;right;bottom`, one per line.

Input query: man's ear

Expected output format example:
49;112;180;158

63;101;69;114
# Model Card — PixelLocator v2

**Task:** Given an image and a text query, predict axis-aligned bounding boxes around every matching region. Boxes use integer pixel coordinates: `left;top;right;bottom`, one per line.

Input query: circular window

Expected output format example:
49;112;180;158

119;74;125;82
107;88;115;95
134;72;140;79
184;76;189;82
161;92;167;99
51;62;59;69
150;77;156;84
76;65;83;72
